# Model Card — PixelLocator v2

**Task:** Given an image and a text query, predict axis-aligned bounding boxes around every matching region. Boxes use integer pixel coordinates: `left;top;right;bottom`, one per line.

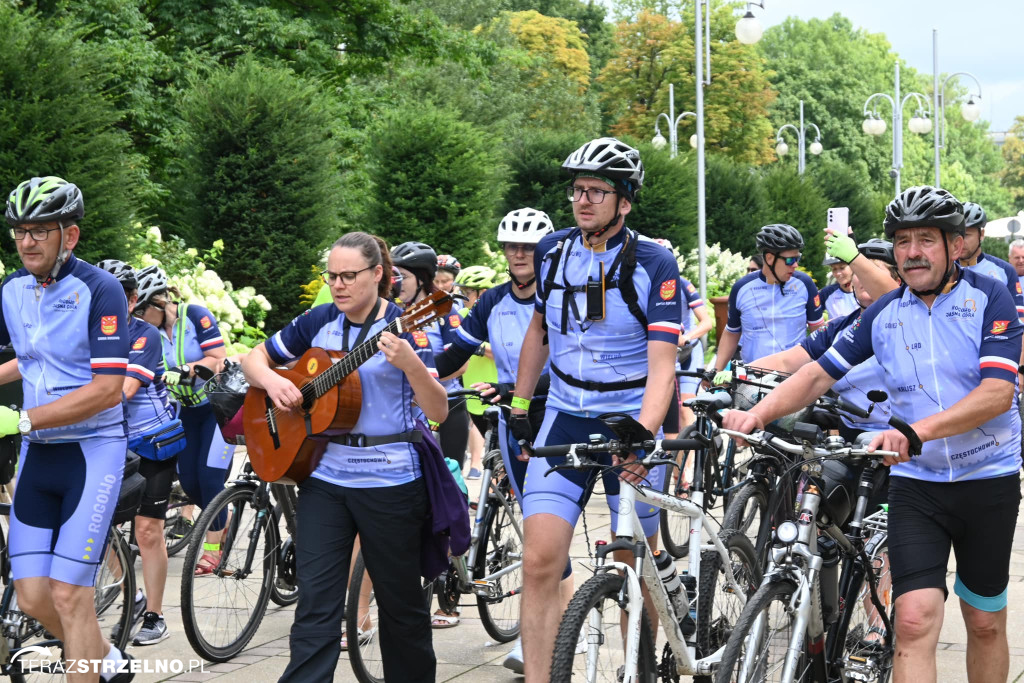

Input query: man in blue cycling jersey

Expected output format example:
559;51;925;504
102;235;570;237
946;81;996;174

724;186;1022;683
2;177;134;681
959;202;1024;323
714;223;824;373
1009;240;1024;295
510;138;682;681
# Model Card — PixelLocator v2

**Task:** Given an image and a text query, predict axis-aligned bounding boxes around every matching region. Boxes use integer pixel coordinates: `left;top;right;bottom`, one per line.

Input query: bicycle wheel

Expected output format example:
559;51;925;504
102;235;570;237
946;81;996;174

549;572;657;683
721;479;769;555
696;529;761;681
268;503;298;607
836;537;893;683
660;448;694;558
96;528;136;650
475;478;523;642
715;578;810;683
164;481;194;557
180;485;276;662
346;551;435;683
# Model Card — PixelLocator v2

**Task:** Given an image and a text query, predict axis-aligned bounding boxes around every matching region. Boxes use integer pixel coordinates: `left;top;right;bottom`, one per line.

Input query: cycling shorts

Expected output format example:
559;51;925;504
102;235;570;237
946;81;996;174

887;474;1021;611
10;437;126;587
138;456;178;520
523;410;665;539
678;340;705;396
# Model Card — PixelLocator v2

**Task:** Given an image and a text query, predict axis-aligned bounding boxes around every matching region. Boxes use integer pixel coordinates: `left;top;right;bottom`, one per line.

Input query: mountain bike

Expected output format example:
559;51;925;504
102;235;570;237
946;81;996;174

713;422;917;683
542;408;761;683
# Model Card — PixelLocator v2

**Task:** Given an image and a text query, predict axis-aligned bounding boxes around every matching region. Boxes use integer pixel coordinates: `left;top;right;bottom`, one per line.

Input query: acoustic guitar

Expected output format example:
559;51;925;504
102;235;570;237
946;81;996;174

244;291;454;484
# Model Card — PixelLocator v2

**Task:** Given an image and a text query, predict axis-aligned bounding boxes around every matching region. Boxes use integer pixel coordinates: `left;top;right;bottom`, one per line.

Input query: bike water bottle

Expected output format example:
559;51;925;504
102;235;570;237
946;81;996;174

680;572;698;638
653;551;694;637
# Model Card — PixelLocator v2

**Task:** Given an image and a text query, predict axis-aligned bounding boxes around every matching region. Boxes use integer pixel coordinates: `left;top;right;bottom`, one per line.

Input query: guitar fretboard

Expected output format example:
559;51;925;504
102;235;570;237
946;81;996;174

301;318;405;402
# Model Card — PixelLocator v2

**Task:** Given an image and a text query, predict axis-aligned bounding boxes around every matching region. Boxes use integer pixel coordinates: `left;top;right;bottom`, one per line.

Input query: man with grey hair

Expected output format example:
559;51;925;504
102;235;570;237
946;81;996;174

1008;238;1024;293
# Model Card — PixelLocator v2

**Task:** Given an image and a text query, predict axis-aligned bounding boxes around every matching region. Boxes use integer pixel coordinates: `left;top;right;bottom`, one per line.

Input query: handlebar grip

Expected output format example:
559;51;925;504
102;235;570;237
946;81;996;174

834;394;871;419
887;415;923;456
659;438;702;451
194;365;215;381
532;444;572;458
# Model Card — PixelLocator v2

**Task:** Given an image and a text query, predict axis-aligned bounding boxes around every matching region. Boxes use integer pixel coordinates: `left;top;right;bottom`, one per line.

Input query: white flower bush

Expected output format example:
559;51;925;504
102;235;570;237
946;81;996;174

677;243;750;299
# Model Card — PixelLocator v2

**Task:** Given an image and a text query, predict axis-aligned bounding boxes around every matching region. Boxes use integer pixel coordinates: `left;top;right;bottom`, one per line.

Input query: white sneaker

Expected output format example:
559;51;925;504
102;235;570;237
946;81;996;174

503;638;524;674
576;628;587;654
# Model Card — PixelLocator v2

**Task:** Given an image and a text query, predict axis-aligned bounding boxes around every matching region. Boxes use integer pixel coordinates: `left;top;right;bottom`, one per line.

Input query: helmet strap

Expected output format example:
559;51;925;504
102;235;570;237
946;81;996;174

766;253;788;294
37;225;69;287
507;269;536;290
960;241;981;265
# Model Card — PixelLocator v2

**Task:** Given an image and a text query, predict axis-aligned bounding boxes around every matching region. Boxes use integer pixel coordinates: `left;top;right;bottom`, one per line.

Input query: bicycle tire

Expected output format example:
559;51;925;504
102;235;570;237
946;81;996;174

475;478;522;642
695;530;761;682
268;503;298;607
715;577;811;683
346;551;434;683
180;485;276;662
660;449;693;558
550;572;657;683
721;480;769;558
834;537;893;683
164;482;194;557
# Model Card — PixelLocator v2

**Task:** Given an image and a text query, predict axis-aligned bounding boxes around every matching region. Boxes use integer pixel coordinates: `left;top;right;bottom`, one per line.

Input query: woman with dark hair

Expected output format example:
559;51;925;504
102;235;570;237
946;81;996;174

243;232;447;682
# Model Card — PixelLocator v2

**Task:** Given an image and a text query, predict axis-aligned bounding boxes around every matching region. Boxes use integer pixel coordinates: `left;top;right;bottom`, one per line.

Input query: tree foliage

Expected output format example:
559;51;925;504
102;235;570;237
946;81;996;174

1001;117;1024;213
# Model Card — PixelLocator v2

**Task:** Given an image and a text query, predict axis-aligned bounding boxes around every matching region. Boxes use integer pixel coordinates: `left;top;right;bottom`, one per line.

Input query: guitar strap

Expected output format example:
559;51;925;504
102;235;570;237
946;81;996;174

342;297;383;352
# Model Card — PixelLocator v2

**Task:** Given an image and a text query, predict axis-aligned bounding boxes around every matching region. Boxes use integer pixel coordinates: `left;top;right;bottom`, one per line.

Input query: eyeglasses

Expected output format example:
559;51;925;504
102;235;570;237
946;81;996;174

321;266;373;285
773;254;801;266
503;243;536;255
10;226;61;241
133;301;164;318
566;185;616;204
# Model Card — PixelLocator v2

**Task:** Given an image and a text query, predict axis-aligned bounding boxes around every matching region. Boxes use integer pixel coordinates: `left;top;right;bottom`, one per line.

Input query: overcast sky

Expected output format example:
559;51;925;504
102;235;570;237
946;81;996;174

598;1;1021;131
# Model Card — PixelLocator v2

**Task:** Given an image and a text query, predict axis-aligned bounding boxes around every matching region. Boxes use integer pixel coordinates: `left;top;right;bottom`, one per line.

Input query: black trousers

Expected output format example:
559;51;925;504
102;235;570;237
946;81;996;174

278;476;435;683
438;398;470;468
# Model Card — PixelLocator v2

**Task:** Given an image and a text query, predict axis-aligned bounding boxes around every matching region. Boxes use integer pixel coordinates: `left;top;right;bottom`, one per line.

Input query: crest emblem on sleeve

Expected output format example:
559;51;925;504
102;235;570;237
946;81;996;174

412;331;429;348
100;316;118;335
659;280;677;300
991;320;1010;335
132;336;146;350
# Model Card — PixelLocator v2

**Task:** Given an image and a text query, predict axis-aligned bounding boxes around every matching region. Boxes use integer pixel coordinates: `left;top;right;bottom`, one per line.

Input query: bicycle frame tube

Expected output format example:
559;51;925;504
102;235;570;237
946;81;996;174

269;482;297;539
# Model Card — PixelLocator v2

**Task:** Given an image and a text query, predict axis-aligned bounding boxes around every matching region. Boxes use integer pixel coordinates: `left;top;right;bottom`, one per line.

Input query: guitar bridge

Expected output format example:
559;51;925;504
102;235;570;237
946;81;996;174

265;395;281;449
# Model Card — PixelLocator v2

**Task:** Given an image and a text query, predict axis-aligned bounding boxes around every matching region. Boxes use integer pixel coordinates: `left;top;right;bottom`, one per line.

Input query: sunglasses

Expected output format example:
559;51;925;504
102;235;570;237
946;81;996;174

773;254;801;266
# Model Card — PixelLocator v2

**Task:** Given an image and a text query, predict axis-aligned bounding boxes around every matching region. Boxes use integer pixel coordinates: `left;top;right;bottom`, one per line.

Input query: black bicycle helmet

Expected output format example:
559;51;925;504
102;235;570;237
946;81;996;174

883;186;965;237
391;242;438;279
562;137;644;201
5;176;84;226
755;224;804;253
436;254;461;276
136;265;169;305
97;259;138;291
962;202;987;230
857;239;895;266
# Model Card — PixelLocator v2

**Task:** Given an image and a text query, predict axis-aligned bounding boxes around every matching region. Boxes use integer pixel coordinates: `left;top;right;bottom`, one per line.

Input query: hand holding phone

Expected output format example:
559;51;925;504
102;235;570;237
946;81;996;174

826;207;850;236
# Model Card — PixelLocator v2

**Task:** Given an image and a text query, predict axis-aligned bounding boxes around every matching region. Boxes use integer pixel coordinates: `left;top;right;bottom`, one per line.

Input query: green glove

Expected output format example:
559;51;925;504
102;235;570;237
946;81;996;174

164;365;189;386
825;231;860;264
713;370;733;386
0;406;18;437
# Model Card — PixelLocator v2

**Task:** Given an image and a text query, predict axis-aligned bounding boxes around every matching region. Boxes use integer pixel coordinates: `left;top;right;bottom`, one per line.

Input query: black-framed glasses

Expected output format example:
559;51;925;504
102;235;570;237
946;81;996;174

321;266;373;285
503;243;536;255
566;185;616;204
10;226;61;241
774;254;801;266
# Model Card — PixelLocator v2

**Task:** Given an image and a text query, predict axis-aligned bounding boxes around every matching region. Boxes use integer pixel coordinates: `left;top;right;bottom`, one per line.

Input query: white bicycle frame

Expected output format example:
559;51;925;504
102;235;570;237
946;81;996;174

584;468;748;681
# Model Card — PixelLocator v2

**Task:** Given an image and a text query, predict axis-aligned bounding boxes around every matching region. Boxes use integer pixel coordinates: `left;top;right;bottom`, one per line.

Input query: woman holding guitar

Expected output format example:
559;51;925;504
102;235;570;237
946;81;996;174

242;232;448;683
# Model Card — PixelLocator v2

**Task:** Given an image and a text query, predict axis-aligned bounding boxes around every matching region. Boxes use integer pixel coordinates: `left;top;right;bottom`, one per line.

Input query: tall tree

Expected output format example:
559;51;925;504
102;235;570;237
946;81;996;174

1001;116;1024;213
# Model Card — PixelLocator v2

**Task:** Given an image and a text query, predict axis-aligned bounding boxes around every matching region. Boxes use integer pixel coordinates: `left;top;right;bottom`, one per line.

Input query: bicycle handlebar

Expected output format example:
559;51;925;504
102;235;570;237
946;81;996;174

717;428;902;462
536;437;702;476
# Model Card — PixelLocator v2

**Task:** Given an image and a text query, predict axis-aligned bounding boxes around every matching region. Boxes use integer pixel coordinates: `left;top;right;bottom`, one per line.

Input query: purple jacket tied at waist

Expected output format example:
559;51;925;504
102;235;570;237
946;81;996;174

413;421;471;580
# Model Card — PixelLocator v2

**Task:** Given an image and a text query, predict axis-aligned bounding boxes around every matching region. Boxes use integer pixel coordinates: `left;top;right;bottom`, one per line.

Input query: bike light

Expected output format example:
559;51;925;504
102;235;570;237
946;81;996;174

776;521;799;544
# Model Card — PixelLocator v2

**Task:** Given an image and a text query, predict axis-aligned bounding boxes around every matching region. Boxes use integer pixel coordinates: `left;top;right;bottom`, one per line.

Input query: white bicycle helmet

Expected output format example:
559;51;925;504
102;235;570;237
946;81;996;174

497;208;554;244
562;137;644;200
136;265;169;305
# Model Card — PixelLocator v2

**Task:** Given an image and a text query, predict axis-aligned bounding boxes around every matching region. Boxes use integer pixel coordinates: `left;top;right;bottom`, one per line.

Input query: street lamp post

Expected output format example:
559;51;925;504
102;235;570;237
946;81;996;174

774;100;823;174
862;60;932;195
931;29;983;188
651;84;697;159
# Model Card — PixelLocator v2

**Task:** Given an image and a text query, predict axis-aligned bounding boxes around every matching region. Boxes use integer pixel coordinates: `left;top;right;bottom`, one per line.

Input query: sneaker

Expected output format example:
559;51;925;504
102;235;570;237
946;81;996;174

133;612;169;646
107;647;136;682
466;468;482;480
168;516;193;539
111;592;146;643
502;638;524;674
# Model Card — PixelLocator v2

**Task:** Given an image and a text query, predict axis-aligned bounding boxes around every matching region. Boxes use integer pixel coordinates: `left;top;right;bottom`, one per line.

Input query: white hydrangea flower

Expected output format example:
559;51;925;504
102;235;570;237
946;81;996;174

147;226;162;243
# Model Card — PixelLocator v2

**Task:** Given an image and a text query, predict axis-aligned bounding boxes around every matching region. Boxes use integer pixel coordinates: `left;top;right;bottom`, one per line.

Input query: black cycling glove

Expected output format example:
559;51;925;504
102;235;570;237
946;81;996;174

509;414;535;455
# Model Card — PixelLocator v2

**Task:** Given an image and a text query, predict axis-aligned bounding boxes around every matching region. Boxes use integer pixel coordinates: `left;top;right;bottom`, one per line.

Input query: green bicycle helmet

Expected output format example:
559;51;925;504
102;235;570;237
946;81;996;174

5;176;84;227
455;265;499;290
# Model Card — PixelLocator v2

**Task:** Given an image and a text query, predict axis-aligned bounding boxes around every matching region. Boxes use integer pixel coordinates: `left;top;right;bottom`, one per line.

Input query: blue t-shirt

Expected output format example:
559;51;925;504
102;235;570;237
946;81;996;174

534;227;682;416
265;301;436;488
819;282;858;320
158;303;225;407
964;252;1024;321
799;311;892;432
817;267;1022;482
125;316;174;438
0;253;128;441
726;271;824;363
452;282;548;386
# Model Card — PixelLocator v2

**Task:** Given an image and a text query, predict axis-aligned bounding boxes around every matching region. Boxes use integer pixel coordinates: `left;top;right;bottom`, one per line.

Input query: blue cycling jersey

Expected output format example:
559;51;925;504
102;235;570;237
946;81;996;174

0;253;128;441
726;271;823;363
963;252;1024;320
453;282;548;385
158;302;225;407
680;276;705;335
426;305;464;391
800;311;892;432
534;227;682;416
266;301;436;488
818;267;1023;482
125;316;174;438
819;282;859;320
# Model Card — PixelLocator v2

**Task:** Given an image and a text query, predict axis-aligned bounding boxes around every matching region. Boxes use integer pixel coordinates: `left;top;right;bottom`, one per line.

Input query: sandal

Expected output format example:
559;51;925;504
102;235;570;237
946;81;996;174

431;611;460;629
340;627;375;651
194;543;232;576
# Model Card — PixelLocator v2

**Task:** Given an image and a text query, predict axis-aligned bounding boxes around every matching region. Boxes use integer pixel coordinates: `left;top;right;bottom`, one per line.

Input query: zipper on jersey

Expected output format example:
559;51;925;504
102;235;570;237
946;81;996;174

926;306;953;478
578;243;594;414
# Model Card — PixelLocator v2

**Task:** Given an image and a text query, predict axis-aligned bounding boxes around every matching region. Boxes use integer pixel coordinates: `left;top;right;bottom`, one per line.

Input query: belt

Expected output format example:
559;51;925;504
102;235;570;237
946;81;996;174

330;430;424;448
551;363;647;392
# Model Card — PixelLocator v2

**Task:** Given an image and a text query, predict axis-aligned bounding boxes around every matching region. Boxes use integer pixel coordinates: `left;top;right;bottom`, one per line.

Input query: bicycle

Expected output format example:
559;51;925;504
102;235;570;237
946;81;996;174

539;408;760;683
163;477;195;557
713;421;918;683
346;389;523;683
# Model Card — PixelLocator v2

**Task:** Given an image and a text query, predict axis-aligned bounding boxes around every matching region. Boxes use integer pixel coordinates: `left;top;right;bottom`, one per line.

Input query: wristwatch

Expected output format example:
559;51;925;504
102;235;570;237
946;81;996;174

18;410;31;435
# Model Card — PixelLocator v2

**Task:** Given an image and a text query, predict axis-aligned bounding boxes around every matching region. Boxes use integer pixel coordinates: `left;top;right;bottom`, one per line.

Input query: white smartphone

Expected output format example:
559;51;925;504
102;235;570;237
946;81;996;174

827;207;850;235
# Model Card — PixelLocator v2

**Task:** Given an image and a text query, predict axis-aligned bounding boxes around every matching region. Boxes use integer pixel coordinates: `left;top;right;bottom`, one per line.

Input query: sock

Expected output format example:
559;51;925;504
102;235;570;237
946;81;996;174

134;589;144;603
100;643;127;682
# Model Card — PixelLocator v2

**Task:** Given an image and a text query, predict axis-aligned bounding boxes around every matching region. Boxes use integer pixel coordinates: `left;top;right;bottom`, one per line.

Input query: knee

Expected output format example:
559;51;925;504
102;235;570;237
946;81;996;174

15;583;51;619
962;607;1005;641
894;593;943;642
135;518;164;549
49;580;86;614
523;539;569;585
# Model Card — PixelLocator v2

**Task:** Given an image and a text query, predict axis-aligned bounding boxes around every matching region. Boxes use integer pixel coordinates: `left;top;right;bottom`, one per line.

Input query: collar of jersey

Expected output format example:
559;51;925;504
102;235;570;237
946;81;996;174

578;227;627;253
52;251;78;281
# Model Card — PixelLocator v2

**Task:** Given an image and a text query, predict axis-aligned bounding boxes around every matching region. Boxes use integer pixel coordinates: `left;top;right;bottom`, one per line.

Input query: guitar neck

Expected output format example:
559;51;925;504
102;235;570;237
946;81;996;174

311;317;404;397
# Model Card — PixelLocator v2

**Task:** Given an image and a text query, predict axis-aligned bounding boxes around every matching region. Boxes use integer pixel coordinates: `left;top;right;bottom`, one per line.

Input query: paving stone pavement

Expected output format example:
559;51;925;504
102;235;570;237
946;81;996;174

121;455;1024;683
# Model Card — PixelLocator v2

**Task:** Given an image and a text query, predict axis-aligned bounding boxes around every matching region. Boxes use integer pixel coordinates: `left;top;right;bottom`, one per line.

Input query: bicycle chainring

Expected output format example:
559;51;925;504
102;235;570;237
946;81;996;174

658;643;680;683
435;570;461;614
278;537;296;586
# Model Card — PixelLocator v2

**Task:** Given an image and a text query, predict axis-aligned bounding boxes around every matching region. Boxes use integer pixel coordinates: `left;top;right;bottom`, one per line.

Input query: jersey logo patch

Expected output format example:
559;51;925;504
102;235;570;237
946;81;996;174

412;330;429;348
1017;282;1022;295
100;316;118;335
448;314;461;328
686;283;696;294
659;280;676;300
813;294;821;308
132;336;146;350
991;320;1010;335
200;315;212;329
